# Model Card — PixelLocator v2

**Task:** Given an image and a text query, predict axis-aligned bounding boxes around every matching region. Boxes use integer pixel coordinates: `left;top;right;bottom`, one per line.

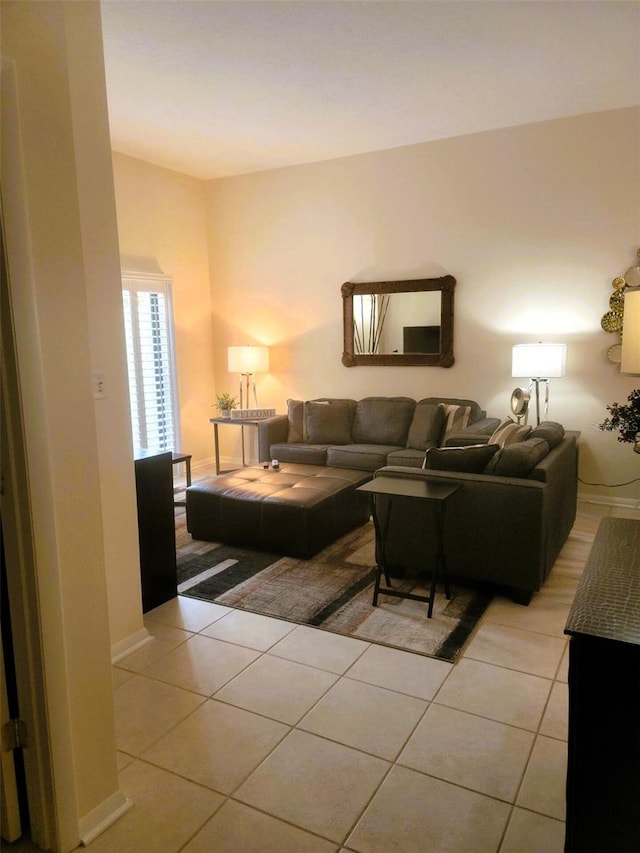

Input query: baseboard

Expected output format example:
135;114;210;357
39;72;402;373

578;490;639;510
110;626;152;664
79;790;133;846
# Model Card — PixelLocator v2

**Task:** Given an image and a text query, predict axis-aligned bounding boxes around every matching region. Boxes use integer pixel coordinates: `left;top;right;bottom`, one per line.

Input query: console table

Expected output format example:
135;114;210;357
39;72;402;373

564;516;640;852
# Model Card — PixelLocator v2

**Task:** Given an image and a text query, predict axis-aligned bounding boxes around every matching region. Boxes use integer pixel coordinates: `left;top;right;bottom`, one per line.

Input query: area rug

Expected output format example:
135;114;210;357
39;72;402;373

176;520;492;662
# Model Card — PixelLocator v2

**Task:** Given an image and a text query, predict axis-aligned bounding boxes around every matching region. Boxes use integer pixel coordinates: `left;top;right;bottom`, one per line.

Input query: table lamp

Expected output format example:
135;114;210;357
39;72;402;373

512;342;567;425
227;345;269;408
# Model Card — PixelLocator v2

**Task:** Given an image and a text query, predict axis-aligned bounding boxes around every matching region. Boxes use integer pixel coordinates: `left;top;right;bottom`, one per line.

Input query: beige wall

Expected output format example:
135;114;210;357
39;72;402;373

2;1;132;847
205;108;640;503
112;152;216;465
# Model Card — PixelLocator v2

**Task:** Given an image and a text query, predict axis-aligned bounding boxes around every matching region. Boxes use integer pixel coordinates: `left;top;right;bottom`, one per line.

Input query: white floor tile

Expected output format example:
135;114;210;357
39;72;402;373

500;807;565;853
182;799;339;853
214;653;338;724
201;608;297;650
463;622;566;678
235;729;389;843
142;699;289;795
299;676;427;760
114;675;204;755
145;595;231;632
539;681;569;741
116;620;193;673
86;760;223;853
435;658;552;730
269;624;370;674
345;642;452;700
347;765;510;852
517;735;568;821
140;633;260;695
398;703;534;801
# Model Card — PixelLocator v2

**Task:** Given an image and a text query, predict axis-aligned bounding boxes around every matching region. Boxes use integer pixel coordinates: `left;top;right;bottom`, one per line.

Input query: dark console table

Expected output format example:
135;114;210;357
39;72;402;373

134;450;177;613
564;516;640;853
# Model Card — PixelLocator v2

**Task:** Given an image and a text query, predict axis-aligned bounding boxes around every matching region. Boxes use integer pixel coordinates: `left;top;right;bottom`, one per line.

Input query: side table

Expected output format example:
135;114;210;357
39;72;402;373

357;476;461;618
210;417;266;475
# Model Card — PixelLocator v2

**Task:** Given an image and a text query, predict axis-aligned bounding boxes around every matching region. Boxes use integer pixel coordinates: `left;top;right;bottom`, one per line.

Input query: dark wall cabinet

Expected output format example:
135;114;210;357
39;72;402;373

564;517;640;853
134;450;177;613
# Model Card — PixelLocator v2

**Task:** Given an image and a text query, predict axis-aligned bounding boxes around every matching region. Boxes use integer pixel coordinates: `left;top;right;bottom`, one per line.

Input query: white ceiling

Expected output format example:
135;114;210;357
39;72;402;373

100;1;640;180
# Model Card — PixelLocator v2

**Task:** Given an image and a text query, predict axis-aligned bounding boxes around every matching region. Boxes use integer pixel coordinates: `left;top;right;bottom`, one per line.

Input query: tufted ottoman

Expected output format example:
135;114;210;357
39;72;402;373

186;463;372;558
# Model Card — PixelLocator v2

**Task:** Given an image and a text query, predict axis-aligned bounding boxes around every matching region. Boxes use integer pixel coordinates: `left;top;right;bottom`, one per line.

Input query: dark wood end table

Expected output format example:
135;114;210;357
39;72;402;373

357;476;461;618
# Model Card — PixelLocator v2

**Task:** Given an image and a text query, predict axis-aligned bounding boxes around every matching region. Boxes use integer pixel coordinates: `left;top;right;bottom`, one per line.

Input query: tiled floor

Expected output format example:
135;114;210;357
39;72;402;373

88;500;638;853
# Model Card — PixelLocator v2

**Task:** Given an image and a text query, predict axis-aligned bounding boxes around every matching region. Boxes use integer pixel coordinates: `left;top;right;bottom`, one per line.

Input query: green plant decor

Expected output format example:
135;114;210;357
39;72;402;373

599;389;640;452
215;392;238;412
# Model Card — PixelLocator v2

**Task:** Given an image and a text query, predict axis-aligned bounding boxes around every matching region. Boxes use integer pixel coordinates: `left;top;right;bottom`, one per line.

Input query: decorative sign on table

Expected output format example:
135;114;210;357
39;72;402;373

230;408;276;420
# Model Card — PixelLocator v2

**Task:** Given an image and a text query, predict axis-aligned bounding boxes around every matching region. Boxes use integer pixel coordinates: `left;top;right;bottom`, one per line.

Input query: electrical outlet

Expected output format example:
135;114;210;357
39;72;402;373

92;372;106;399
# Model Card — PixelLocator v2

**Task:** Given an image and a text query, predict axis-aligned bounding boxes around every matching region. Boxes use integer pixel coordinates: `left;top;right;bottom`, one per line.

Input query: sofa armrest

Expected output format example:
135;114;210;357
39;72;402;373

257;415;289;461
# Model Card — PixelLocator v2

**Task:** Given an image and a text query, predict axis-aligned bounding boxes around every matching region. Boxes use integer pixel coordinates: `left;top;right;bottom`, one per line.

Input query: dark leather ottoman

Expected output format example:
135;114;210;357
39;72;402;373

186;463;372;558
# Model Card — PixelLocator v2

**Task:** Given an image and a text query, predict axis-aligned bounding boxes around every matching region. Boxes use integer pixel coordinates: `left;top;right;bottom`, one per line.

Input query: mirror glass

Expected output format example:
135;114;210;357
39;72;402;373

342;276;455;367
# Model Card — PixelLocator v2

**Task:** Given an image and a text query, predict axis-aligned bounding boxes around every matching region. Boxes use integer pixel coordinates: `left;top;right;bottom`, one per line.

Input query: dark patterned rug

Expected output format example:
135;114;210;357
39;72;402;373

176;522;492;662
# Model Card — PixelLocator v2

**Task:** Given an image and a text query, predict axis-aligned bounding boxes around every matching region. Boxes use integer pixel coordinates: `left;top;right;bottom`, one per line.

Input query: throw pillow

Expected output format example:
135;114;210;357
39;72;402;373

484;437;550;477
440;403;472;436
528;421;565;449
423;443;499;473
305;400;353;445
489;418;532;448
407;403;446;450
286;398;305;443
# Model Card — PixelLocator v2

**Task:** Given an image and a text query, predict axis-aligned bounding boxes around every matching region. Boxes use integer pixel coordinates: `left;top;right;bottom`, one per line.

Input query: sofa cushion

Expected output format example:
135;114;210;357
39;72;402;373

528;421;565;449
387;447;430;468
327;443;400;471
270;442;329;465
440;403;472;437
305;400;353;444
484;437;550;477
351;397;416;446
286;399;305;442
406;402;446;450
489;418;532;447
423;443;499;473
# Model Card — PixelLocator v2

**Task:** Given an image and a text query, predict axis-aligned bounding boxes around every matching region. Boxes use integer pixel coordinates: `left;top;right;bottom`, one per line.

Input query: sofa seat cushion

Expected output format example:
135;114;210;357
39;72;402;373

270;442;328;465
406;402;446;450
424;443;500;473
327;443;402;471
484;437;550;477
352;397;415;445
387;448;427;468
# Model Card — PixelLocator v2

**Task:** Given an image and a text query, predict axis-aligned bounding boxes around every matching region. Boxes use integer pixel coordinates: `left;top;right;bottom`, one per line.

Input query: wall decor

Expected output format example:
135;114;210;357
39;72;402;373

601;248;640;366
342;276;455;367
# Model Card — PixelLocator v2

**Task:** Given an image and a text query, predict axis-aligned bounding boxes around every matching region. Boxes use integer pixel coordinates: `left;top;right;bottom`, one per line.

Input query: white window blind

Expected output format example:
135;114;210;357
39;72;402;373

122;273;180;454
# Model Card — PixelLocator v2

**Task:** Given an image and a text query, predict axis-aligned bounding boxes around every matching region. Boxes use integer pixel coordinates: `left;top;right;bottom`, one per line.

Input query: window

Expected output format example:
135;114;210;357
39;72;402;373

122;273;180;454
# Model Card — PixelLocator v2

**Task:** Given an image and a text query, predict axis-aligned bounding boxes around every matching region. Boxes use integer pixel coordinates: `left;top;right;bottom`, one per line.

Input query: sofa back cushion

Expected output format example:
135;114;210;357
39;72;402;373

423;443;499;473
286;398;306;442
305;400;354;445
484;437;550;477
352;397;416;446
406;402;446;450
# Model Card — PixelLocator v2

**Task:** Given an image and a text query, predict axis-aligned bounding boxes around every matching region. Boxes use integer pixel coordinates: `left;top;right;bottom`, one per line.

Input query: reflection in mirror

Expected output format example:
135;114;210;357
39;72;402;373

342;276;455;367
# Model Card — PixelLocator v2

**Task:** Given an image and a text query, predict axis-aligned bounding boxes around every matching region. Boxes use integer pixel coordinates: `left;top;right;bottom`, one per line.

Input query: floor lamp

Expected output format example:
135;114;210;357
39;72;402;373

227;345;270;409
512;343;567;426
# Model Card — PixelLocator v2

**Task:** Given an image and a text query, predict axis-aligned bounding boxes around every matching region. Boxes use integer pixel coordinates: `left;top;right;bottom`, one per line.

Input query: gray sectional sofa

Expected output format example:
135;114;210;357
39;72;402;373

257;396;500;470
187;396;579;603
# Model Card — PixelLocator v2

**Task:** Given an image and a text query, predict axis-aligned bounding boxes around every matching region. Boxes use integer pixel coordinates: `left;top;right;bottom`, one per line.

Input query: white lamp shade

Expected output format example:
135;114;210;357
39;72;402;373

512;343;567;379
227;345;269;374
621;290;640;374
